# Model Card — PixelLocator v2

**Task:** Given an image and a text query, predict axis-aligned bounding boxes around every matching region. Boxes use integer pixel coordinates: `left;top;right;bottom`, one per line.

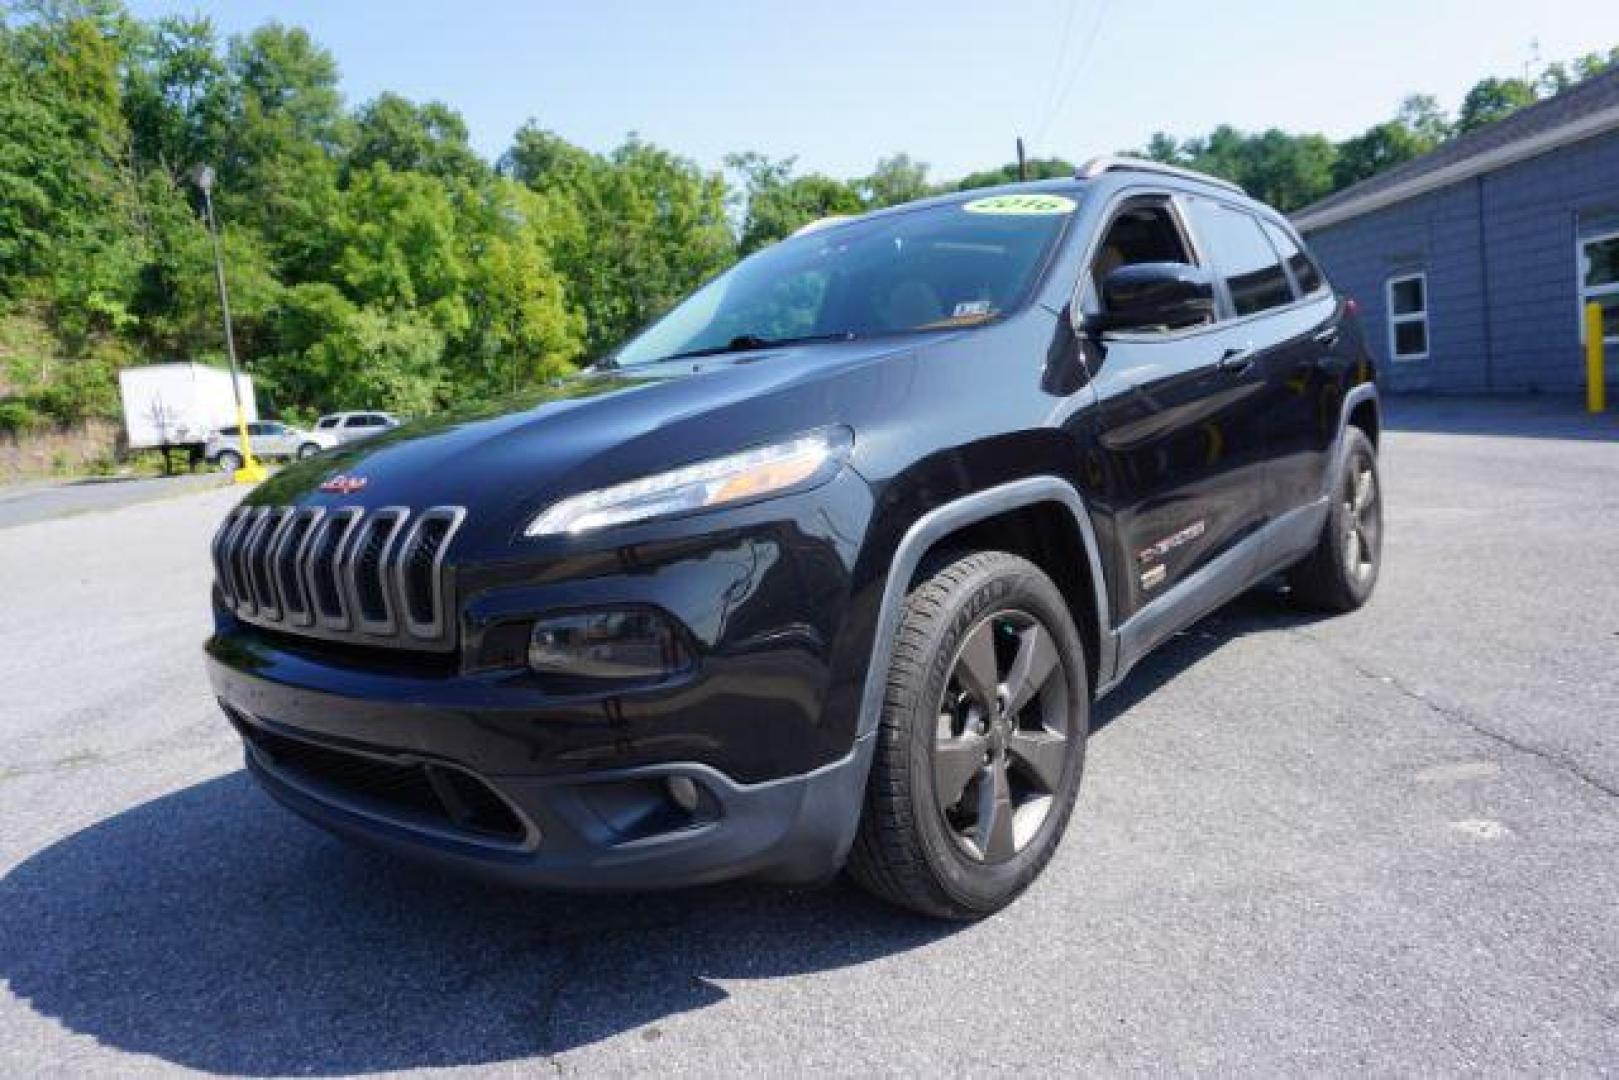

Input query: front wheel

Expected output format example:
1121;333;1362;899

1287;426;1382;611
296;441;320;460
848;552;1088;920
213;449;242;473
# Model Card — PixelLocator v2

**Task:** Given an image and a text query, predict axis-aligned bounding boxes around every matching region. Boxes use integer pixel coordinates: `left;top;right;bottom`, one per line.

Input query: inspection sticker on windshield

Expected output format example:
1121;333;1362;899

962;193;1075;215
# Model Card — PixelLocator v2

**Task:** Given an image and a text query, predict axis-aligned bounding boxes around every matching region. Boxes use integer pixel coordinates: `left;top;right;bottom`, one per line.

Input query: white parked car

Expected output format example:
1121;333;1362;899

314;411;401;445
206;421;333;471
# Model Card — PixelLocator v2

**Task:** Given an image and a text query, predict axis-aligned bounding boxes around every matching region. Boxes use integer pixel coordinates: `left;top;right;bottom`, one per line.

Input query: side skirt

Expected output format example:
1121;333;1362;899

1098;497;1328;696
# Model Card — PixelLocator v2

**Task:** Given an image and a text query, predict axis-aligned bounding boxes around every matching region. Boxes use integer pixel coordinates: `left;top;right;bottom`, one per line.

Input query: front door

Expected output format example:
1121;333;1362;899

1078;195;1271;624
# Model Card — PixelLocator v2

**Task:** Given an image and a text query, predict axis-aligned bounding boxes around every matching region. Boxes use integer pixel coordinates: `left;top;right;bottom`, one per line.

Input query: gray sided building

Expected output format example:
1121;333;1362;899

1293;68;1619;395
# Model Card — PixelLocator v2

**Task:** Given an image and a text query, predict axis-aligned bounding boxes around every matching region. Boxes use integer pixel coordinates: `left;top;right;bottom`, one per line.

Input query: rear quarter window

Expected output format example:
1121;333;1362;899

1261;219;1326;296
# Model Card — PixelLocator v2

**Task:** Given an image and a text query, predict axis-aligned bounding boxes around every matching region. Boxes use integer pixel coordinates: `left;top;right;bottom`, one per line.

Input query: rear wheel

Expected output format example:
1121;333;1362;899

848;552;1088;920
1287;426;1382;611
214;449;242;473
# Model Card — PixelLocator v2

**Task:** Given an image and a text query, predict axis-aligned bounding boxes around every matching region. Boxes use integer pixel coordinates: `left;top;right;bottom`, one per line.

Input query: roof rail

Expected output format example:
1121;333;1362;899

1075;155;1246;196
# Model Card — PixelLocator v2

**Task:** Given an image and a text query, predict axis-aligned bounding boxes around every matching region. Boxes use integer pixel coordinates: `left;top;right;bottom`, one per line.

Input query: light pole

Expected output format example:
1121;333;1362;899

192;164;266;484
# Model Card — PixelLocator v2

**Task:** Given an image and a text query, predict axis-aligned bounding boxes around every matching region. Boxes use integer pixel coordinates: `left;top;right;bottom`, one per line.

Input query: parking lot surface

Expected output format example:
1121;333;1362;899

1;398;1615;1076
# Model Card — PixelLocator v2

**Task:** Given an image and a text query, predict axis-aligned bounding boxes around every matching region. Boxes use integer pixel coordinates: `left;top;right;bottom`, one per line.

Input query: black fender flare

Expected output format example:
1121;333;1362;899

853;476;1114;740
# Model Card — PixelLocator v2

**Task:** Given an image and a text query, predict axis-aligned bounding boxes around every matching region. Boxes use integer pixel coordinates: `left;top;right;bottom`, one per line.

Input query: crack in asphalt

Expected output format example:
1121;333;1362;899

0;719;226;782
1284;626;1619;801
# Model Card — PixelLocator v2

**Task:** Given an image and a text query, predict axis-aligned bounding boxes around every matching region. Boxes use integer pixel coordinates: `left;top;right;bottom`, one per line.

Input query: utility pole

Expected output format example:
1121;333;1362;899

1016;137;1028;183
192;164;265;484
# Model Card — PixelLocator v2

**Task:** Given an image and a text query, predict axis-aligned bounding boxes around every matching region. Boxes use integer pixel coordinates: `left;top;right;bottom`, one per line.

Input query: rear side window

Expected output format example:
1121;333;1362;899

1186;200;1294;316
1260;219;1325;296
316;417;338;429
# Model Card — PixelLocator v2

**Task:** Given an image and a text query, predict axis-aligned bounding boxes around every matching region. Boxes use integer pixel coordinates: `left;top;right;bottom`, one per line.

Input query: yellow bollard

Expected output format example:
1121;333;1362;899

232;403;268;485
1588;301;1607;415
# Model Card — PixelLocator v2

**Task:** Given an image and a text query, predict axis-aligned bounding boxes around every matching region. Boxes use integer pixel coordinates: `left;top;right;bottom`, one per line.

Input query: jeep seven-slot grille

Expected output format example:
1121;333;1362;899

212;504;466;650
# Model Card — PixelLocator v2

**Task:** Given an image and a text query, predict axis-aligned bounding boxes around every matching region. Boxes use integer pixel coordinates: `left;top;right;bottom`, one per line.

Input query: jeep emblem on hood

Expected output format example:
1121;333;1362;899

318;474;368;495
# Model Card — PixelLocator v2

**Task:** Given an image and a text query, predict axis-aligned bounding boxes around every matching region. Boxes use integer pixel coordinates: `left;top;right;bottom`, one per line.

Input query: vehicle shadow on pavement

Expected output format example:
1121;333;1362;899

0;772;956;1074
0;587;1327;1074
1092;584;1331;732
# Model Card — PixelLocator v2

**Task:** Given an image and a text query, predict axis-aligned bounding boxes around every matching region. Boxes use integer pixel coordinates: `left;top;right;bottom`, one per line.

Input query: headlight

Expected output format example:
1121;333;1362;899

525;427;851;537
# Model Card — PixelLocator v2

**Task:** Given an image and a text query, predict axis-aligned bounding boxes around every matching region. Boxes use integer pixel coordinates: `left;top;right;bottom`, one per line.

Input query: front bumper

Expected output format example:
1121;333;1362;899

218;689;872;888
204;471;884;887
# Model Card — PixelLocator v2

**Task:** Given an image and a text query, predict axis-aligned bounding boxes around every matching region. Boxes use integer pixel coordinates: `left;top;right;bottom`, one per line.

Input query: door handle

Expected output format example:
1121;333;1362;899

1216;344;1256;375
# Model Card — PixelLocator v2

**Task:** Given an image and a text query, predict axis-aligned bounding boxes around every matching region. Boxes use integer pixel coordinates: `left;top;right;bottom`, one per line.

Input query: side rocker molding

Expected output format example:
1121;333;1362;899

854;477;1114;740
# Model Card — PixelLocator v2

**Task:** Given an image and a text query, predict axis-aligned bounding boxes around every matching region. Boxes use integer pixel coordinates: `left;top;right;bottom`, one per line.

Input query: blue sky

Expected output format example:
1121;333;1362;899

127;0;1619;184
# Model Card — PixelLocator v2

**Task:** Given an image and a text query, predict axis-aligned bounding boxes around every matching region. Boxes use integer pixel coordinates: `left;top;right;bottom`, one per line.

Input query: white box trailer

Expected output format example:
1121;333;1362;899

118;363;256;451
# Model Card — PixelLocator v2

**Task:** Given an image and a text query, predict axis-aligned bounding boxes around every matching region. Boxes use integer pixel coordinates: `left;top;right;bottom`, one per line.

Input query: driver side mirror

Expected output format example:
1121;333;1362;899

1090;262;1217;333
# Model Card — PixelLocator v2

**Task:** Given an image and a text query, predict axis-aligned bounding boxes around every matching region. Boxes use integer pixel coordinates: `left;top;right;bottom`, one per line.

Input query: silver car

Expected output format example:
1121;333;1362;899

206;421;331;471
314;411;400;445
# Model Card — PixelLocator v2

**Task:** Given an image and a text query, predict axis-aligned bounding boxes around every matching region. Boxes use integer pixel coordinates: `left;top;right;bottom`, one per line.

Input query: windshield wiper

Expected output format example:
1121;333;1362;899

649;331;856;364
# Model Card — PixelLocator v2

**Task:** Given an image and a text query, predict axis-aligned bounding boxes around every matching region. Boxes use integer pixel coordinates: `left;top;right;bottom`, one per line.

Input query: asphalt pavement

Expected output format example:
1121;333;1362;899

0;398;1615;1076
0;472;229;530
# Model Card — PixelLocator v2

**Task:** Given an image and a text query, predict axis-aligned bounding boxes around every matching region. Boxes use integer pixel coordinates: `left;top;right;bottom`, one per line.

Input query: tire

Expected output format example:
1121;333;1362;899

1287;426;1382;612
296;441;320;460
848;552;1089;920
214;449;242;473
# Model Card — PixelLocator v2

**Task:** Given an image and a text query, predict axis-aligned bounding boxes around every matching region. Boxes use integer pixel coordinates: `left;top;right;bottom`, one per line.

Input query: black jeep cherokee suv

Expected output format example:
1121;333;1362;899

207;157;1381;919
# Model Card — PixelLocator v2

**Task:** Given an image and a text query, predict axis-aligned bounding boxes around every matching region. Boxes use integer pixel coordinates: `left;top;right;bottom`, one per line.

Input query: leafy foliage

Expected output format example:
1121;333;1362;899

0;0;1612;438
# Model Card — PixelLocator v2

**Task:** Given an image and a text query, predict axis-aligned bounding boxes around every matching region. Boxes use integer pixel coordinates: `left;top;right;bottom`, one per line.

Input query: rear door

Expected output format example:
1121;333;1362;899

1252;217;1346;517
1179;196;1320;518
1081;193;1271;621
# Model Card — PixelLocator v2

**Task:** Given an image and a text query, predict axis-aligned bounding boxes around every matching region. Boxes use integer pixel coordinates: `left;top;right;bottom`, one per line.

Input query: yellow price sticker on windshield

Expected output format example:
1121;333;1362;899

962;194;1075;215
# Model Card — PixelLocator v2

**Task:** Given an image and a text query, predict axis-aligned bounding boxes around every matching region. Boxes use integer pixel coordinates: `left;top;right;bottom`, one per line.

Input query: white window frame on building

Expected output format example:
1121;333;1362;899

1577;228;1619;346
1386;270;1429;362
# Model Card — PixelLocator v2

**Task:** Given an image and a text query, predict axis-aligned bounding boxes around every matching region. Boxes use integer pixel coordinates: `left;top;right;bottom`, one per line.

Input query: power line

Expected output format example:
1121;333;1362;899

1033;0;1082;140
1034;0;1113;151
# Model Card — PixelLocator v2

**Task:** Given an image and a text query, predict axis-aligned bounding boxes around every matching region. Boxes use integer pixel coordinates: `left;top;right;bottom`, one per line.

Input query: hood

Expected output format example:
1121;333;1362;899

251;336;928;549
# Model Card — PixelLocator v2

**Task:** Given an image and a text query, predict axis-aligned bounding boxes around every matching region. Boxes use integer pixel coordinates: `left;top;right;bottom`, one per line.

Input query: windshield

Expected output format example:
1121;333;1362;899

614;191;1079;366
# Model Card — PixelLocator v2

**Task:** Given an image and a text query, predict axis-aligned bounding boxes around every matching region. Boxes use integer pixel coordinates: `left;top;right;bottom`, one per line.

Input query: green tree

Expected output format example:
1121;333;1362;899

1333;121;1430;189
1176;127;1336;212
0;7;143;344
955;157;1075;191
1141;133;1182;164
1396;94;1451;144
727;152;864;254
213;23;345;280
349;92;485;183
121;15;229;177
1456;76;1537;134
860;152;931;208
334;162;468;335
450;180;582;396
512;131;733;353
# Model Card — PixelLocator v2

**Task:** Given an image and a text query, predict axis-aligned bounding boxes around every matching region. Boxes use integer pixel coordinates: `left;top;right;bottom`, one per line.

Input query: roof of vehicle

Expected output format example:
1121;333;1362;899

317;411;397;420
808;157;1257;238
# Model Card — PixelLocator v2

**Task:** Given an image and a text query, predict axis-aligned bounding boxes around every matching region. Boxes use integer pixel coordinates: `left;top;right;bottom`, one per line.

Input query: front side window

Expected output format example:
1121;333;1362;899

1185;199;1295;316
1082;200;1197;320
613;193;1078;366
316;417;338;429
1579;230;1619;345
1386;271;1429;361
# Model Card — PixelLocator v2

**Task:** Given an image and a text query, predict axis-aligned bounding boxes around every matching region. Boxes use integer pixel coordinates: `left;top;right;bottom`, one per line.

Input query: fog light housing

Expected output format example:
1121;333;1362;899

527;609;690;681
